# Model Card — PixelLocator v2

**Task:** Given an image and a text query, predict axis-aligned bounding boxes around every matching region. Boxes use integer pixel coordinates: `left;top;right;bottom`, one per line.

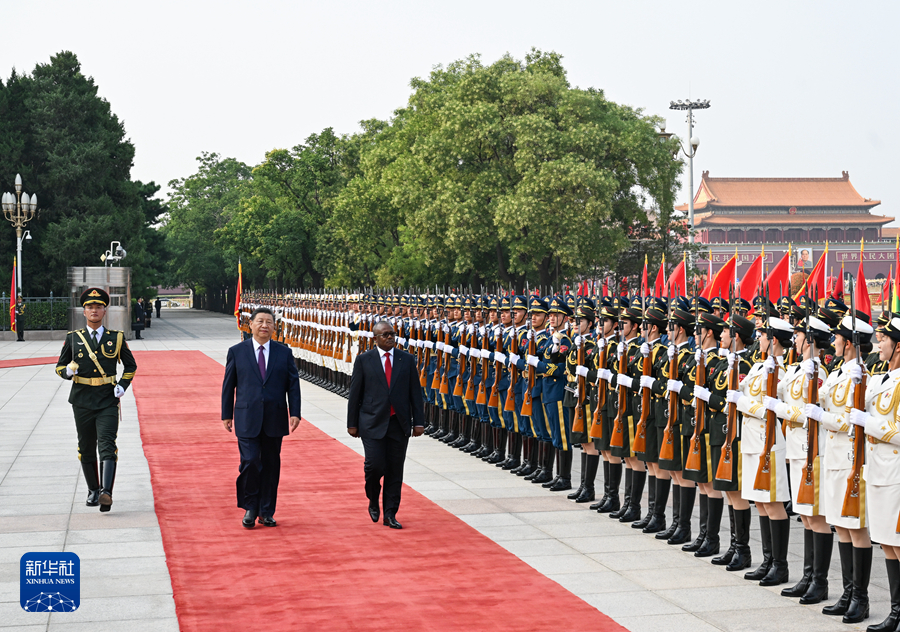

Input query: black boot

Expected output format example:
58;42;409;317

487;428;506;463
451;415;470;447
549;450;573;491
597;462;622;513
590;460;611;510
424;406;436;434
800;531;833;604
668;485;695;545
823;541;853;615
569;453;587;500
98;459;116;513
576;454;599;503
657;483;681;540
712;506;736;565
643;477;669;533
81;461;100;507
759;518;790;586
683;493;708;552
610;468;633;519
432;408;448;439
512;436;532;475
474;423;492;458
539;447;559;486
745;515;773;580
441;412;458;443
843;546;871;623
502;433;522;470
696;496;723;557
520;438;541;477
633;475;656;529
619;469;645;523
866;557;899;631
727;508;753;571
782;529;813;597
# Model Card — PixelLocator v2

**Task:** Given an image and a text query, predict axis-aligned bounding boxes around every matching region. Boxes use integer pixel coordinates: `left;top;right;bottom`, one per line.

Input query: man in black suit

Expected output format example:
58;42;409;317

348;320;425;529
222;307;302;528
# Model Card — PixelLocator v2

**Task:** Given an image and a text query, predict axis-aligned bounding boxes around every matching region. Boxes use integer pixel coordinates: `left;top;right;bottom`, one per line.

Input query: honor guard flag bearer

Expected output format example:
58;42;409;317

55;288;137;512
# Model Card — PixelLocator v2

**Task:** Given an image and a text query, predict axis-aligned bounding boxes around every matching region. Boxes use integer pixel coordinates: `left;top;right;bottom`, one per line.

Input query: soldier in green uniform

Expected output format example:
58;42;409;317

55;288;137;512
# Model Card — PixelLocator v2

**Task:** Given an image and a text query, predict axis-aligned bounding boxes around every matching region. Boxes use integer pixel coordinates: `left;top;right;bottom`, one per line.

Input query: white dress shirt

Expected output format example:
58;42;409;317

378;347;394;378
86;325;105;344
253;339;270;370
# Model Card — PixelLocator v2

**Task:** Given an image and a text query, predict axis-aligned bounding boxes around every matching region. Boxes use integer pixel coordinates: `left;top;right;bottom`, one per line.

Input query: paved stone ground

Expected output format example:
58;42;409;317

0;310;887;631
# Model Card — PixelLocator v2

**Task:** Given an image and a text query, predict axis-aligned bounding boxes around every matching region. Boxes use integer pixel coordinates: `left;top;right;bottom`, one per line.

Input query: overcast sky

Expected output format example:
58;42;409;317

2;1;898;222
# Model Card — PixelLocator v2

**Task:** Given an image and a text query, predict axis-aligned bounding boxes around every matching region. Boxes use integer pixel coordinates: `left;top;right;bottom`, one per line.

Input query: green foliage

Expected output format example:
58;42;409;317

0;298;68;331
0;51;166;298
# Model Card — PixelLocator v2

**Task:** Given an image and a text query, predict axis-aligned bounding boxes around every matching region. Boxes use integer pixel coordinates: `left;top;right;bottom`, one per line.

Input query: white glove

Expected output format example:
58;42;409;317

526;354;540;367
726;389;742;405
527;329;534;340
640;342;650;357
552;331;564;343
494;352;506;364
616;343;624;358
694;385;711;403
424;341;434;350
436;342;445;352
763;356;776;373
640;375;655;389
667;379;684;393
574;335;583;346
763;396;779;413
598;368;613;381
467;324;475;334
576;365;589;378
508;353;521;366
479;326;486;336
800;358;819;378
443;324;450;333
617;375;633;390
459;345;469;356
66;366;77;377
847;362;863;385
597;337;607;350
804;403;824;423
695;349;702;364
113;385;125;398
727;351;736;368
849;408;870;429
667;345;676;359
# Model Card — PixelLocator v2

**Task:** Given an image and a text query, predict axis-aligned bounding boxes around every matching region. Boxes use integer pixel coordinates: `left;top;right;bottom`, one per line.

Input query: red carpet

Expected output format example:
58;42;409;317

132;350;626;632
0;356;57;368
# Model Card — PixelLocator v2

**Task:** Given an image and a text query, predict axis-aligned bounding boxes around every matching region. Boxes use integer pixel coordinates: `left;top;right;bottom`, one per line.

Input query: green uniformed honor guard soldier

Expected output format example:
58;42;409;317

55;287;137;512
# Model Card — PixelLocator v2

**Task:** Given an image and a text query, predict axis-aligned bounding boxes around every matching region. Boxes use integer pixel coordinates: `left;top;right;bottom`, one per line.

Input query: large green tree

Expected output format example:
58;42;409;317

0;51;164;297
325;49;683;291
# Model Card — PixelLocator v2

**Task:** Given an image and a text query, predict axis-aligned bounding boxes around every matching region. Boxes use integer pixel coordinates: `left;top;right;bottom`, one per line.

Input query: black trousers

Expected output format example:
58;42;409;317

73;404;119;462
361;416;410;517
236;433;283;516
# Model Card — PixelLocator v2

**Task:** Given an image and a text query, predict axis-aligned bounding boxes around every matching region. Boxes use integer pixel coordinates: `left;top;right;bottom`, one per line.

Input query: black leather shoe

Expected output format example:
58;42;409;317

667;526;691;545
242;509;258;529
258;516;277;527
642;515;666;534
368;503;380;523
383;515;402;529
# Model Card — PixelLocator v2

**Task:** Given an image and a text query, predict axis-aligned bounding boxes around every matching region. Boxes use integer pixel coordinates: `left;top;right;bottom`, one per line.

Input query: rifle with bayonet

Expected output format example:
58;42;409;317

842;278;866;517
685;294;706;472
754;284;778;492
716;285;740;482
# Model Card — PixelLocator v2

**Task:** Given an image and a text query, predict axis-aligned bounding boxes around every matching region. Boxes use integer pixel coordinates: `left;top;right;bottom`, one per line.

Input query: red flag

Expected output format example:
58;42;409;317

602;278;609;297
740;253;764;302
620;277;628;296
9;257;15;334
882;267;891;307
856;259;871;318
794;245;829;300
654;255;667;297
701;254;737;301
831;262;845;300
765;252;791;299
641;255;649;297
667;260;686;298
234;259;243;329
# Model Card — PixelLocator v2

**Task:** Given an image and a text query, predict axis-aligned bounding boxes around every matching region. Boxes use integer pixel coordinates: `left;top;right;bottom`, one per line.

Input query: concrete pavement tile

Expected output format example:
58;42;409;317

472;486;555;499
520;553;611;575
657;584;793;612
416;488;481;501
580;590;686;618
534;519;630;538
0;514;69;534
45;593;175;623
513;510;603;525
48;618;180;632
64;527;163;545
547;570;644;594
0;531;65;548
698;606;855;632
474;524;551;541
79;573;173;599
500;538;580;557
0;603;50;627
77;556;174;579
0;503;75;517
558;534;665;554
431;499;501;514
458;513;526;528
65;540;165;561
587;548;701;571
619;562;747;590
614;613;723;632
67;512;160;531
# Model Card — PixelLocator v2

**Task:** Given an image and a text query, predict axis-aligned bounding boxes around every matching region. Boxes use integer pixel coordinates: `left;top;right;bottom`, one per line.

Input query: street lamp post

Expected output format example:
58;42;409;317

668;99;710;246
2;174;38;292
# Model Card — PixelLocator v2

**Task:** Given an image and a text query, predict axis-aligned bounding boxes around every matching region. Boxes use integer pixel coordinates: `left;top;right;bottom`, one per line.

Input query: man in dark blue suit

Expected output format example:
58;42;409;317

348;320;425;529
222;307;302;528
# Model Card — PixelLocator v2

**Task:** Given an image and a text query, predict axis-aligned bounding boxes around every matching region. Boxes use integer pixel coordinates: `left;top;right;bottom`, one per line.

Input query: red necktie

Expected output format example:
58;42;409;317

385;352;395;416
